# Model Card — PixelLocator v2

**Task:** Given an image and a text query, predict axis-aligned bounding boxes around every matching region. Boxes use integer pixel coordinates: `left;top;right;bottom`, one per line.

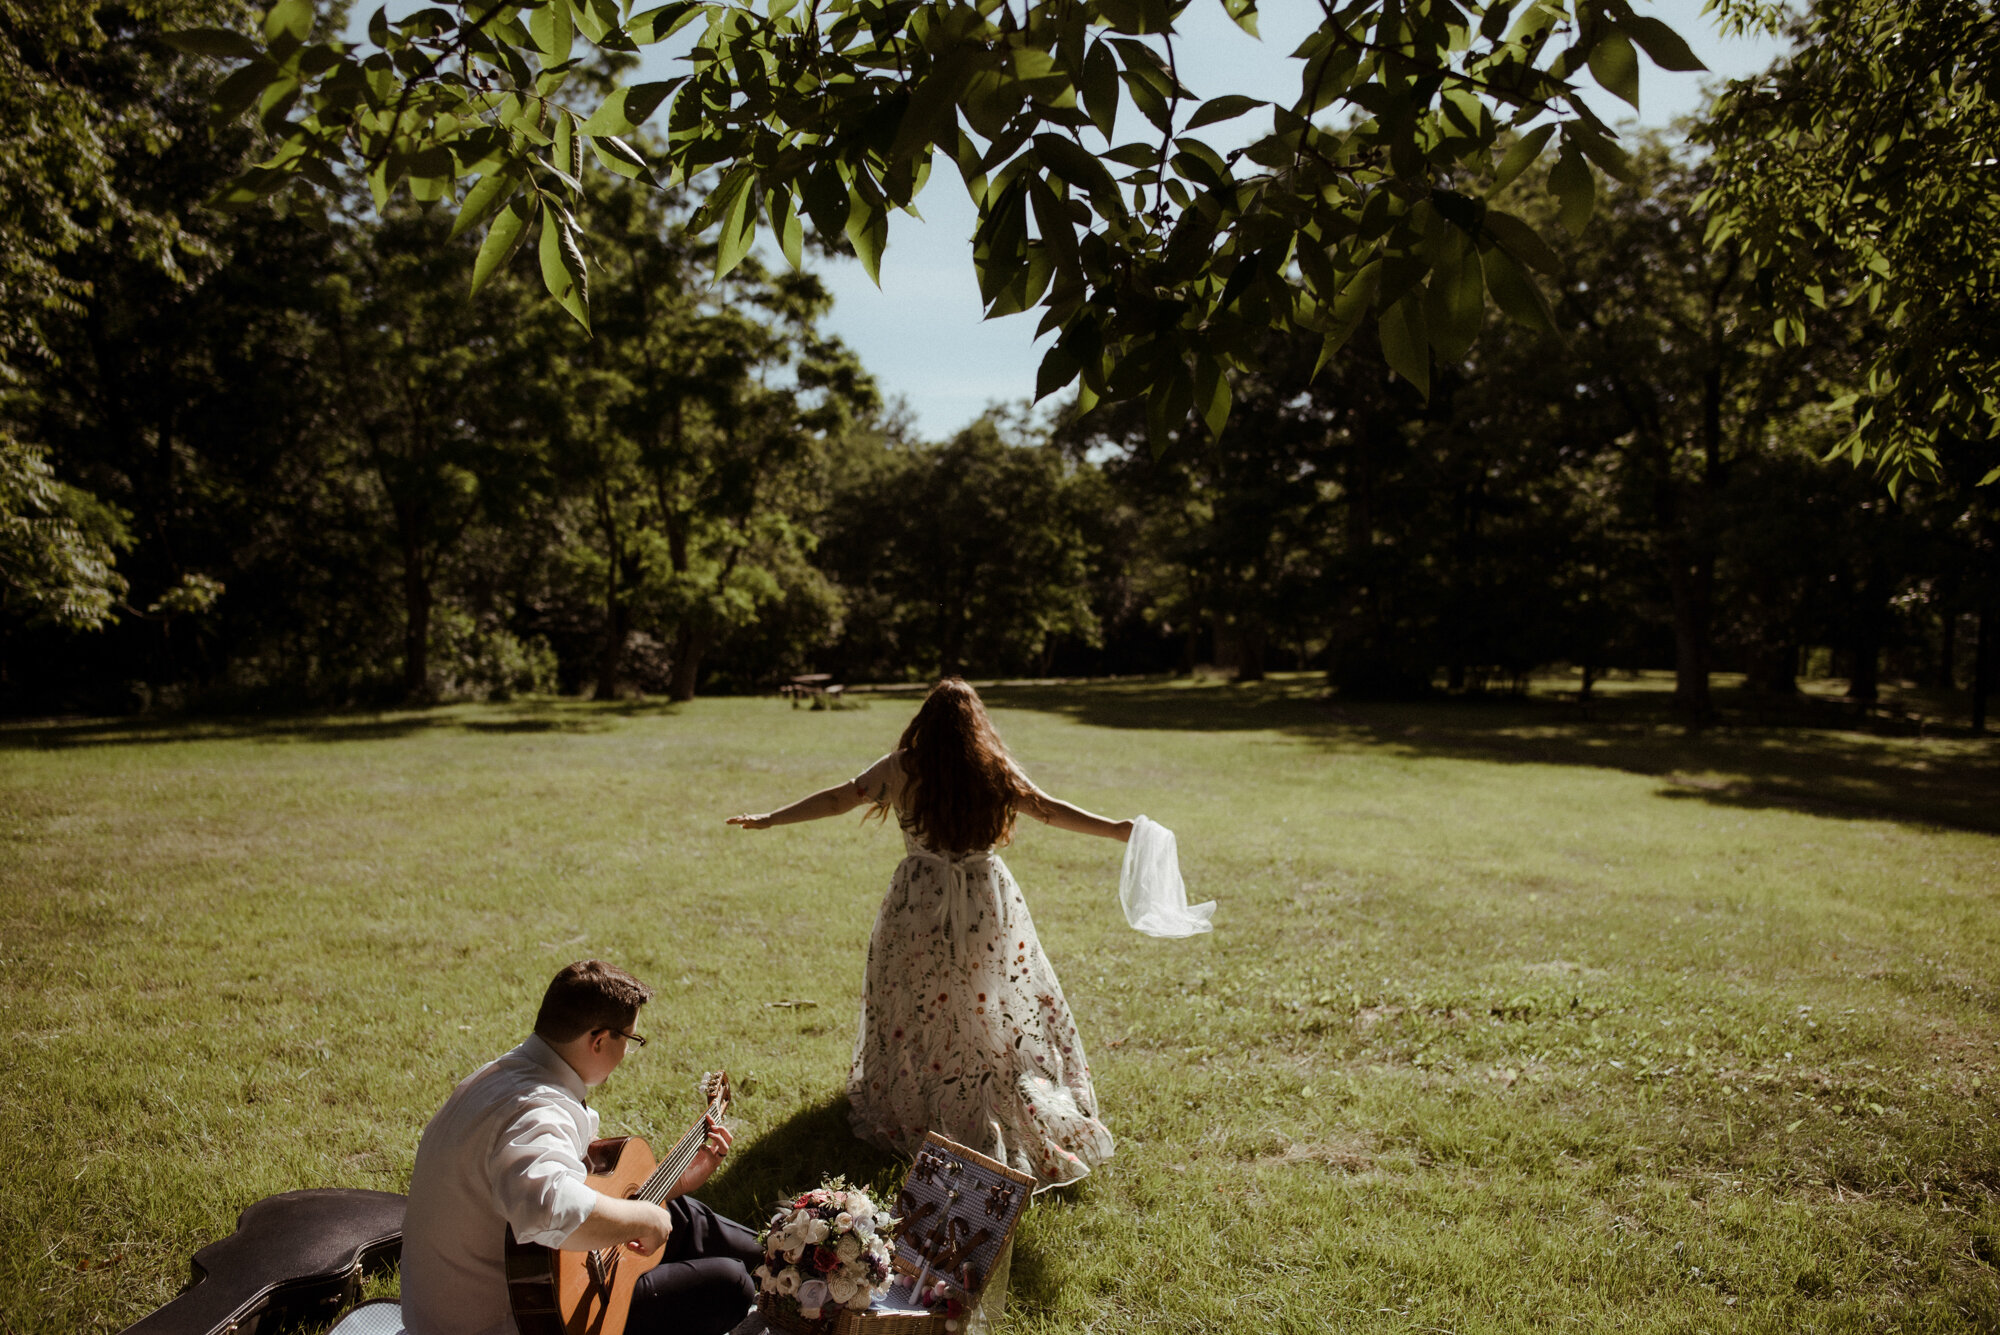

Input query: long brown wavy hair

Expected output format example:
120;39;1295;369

883;678;1038;854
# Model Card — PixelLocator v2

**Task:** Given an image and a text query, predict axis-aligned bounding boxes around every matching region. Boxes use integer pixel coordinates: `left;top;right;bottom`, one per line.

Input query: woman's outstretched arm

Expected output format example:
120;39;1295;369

1020;785;1134;842
727;779;871;830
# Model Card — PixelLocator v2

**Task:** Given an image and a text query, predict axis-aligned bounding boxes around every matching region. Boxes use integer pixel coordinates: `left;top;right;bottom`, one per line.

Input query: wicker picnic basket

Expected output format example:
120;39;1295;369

754;1133;1033;1335
755;1293;944;1335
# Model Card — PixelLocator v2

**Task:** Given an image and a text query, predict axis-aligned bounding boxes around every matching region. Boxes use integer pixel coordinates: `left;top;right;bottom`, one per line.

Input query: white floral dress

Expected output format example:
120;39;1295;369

846;751;1114;1191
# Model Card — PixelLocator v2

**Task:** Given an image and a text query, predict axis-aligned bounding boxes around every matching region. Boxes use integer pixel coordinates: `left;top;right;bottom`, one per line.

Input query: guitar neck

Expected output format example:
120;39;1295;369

634;1094;726;1205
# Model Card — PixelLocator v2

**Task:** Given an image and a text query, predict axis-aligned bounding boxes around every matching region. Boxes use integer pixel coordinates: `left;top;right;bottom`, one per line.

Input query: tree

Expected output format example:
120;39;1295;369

322;205;549;701
0;432;130;637
0;0;256;362
1698;0;2000;488
179;0;1702;446
821;414;1102;678
1539;137;1851;722
522;174;877;700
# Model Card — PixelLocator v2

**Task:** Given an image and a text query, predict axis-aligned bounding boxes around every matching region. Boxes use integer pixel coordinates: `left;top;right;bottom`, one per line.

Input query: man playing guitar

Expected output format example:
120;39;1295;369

401;960;762;1335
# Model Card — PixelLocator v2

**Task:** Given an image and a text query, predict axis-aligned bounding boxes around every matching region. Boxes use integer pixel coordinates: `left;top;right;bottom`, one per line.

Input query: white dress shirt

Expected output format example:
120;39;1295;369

400;1035;603;1335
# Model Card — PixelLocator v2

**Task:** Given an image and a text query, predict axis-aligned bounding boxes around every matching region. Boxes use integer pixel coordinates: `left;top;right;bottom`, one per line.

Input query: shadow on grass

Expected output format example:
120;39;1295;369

700;1094;904;1228
983;679;2000;837
0;698;683;751
699;1094;1078;1323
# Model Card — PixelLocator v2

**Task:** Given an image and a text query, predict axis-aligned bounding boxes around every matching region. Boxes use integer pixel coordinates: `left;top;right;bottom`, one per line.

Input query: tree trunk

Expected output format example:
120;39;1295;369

1235;620;1267;683
594;594;630;700
1974;605;1993;734
400;535;432;703
1667;549;1713;725
1846;573;1893;704
669;620;711;702
1938;608;1958;691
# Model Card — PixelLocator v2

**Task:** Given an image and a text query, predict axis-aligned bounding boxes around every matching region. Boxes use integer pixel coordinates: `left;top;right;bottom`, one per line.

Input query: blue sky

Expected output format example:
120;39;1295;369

633;2;1789;437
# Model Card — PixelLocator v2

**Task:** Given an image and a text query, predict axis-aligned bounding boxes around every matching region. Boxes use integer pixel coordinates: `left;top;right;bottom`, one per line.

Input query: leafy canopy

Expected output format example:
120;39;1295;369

1697;0;2000;489
179;0;1700;448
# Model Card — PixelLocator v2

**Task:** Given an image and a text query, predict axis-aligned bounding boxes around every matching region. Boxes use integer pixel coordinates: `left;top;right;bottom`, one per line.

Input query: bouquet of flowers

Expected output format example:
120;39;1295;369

755;1178;897;1325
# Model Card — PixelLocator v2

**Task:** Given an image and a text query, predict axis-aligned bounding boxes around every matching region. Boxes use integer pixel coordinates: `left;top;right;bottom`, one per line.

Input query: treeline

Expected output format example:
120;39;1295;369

5;17;1998;722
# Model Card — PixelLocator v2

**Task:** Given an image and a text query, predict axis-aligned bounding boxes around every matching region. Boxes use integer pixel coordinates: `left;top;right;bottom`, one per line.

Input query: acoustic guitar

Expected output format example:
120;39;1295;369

504;1071;732;1335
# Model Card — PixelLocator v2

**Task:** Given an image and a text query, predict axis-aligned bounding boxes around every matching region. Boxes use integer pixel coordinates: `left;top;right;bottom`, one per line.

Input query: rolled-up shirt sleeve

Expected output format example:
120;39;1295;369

487;1103;598;1248
853;751;902;805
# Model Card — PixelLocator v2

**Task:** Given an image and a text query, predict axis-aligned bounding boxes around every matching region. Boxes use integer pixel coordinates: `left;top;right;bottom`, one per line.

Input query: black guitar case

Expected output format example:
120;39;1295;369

118;1189;406;1335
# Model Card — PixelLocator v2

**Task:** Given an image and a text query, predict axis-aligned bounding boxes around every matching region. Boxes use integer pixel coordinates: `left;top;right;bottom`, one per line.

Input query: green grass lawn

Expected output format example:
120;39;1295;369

4;676;1998;1334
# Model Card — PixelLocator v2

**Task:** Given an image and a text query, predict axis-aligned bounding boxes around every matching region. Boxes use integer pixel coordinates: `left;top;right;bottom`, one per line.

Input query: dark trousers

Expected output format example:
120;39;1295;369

626;1197;762;1335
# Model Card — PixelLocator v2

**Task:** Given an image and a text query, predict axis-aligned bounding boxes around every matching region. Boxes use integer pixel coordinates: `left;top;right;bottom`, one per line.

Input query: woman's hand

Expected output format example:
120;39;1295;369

727;813;774;830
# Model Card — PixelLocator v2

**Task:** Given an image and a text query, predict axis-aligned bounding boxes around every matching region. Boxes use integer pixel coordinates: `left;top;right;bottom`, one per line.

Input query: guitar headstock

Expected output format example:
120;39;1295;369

699;1070;731;1117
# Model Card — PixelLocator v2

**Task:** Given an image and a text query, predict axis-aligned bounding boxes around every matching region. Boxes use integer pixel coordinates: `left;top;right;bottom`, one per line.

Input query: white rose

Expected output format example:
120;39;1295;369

782;1245;804;1264
798;1280;830;1318
775;1270;801;1297
847;1289;873;1311
836;1235;861;1263
835;1211;855;1229
828;1276;858;1305
805;1219;831;1244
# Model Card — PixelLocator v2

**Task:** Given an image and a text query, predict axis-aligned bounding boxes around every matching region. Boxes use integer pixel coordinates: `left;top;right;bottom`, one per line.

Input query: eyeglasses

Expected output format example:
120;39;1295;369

595;1027;647;1048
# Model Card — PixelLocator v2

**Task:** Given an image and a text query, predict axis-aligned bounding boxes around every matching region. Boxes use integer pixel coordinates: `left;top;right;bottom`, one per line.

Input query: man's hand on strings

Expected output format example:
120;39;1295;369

671;1116;732;1198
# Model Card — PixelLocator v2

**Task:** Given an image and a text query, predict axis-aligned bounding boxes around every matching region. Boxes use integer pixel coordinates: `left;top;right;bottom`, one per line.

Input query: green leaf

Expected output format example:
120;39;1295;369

1081;39;1118;139
890;46;975;164
1587;30;1640;110
1186;95;1266;130
553;114;576;187
263;0;313;43
714;176;757;279
1571;128;1637;184
588;134;655;184
539;203;589;329
210;61;282;120
1493;124;1555;191
1035;344;1079;403
163;27;262;59
1980;465;2000;486
1482;244;1556;334
1548;143;1594;236
627;1;700;43
530;0;574;63
406;145;456;203
1144;365;1194;456
471;195;533;293
580;80;680;135
1377;295;1430;397
1621;14;1705;73
1193;355;1231;440
1482;210;1563;275
770;187;804;271
451;170;519;241
1034;134;1124;214
1423;244;1484;363
845;197;889;286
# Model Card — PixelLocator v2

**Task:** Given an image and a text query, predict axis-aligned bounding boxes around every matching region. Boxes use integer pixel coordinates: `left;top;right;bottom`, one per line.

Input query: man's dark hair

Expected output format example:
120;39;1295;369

534;960;654;1043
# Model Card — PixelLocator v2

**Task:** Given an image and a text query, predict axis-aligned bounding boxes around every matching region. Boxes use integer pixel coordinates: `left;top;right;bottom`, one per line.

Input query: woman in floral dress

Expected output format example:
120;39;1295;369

728;678;1129;1190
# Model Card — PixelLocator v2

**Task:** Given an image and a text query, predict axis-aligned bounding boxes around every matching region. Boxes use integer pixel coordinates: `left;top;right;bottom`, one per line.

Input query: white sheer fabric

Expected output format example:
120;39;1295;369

1118;816;1215;937
847;753;1113;1191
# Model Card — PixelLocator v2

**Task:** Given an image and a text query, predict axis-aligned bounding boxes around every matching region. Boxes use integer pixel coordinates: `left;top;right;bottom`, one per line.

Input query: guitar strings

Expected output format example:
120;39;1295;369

586;1088;728;1277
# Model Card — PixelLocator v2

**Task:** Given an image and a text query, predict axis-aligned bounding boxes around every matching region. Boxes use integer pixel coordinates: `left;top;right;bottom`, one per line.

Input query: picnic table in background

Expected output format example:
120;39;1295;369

780;674;842;707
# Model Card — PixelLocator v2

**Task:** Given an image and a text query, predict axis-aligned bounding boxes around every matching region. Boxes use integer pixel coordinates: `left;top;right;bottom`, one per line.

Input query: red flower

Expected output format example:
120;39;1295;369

812;1247;841;1273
